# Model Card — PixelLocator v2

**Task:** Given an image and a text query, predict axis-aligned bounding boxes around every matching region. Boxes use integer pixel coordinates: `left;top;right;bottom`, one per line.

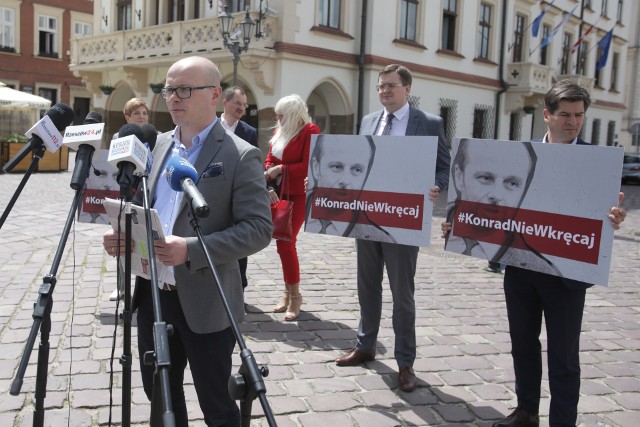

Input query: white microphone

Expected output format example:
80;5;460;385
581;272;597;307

64;112;105;190
108;124;147;195
63;117;104;151
107;125;148;175
25;116;65;153
3;103;75;173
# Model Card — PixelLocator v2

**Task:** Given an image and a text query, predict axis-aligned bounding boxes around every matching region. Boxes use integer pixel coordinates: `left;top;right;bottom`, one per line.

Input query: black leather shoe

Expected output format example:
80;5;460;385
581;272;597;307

398;366;417;392
492;407;539;427
335;348;375;366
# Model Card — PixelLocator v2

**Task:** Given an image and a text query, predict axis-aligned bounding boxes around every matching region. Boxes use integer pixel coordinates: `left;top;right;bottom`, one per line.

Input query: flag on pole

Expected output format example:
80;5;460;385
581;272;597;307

532;0;556;37
571;17;601;54
540;4;578;49
596;28;614;71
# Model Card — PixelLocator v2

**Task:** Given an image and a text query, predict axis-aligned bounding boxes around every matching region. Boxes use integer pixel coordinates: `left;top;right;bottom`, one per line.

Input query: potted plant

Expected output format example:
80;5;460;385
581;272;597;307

0;132;68;172
149;82;165;94
99;84;115;95
1;132;28;144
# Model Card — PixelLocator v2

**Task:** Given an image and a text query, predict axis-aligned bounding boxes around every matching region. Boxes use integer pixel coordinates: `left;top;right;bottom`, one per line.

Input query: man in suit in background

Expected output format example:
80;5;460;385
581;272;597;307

103;56;272;426
221;85;259;290
335;64;451;392
491;79;627;427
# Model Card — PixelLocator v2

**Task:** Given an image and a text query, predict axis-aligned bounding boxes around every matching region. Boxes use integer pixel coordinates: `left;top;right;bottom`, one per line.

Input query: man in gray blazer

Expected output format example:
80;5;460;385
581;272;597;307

103;56;272;426
335;64;450;393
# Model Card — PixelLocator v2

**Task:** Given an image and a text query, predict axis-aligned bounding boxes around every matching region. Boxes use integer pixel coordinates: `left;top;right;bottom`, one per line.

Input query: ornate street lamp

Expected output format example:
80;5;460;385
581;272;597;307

219;4;256;85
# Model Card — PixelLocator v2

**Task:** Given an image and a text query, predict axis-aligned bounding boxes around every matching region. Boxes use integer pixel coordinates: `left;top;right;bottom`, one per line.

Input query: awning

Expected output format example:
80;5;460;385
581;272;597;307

0;81;52;110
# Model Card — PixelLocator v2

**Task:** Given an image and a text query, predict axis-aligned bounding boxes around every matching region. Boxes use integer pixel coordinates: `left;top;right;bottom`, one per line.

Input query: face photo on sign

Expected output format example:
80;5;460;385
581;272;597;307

305;135;439;247
445;138;624;286
309;135;375;203
78;149;120;224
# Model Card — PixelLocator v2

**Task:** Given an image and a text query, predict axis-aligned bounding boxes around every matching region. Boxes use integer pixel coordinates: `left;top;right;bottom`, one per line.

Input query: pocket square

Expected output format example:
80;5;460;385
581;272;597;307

203;162;224;178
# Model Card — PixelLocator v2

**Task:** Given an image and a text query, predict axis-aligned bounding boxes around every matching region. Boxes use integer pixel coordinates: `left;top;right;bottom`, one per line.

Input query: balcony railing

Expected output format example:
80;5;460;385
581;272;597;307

504;62;553;111
557;73;595;93
69;13;276;68
506;62;552;94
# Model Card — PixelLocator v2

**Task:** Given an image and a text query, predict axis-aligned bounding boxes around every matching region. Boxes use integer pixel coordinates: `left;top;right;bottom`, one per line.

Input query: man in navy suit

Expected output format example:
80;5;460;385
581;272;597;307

221;86;259;290
335;64;450;392
491;80;627;427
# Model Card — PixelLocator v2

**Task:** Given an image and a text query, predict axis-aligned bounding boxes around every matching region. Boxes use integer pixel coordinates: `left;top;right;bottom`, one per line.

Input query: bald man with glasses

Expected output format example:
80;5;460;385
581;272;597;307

104;56;272;426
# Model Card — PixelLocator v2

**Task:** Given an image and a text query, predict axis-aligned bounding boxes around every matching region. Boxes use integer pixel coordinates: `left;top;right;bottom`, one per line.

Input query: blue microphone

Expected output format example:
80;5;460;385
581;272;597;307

165;156;210;218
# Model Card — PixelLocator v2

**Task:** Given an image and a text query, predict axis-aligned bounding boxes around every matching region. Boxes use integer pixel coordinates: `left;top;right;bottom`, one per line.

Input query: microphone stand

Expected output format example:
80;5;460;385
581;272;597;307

0;143;46;230
137;175;175;427
118;176;134;427
9;186;83;427
187;209;276;427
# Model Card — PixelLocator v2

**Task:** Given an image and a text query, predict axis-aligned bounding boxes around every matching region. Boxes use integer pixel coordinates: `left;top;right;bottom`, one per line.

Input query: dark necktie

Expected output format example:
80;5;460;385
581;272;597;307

319;219;332;234
382;113;394;135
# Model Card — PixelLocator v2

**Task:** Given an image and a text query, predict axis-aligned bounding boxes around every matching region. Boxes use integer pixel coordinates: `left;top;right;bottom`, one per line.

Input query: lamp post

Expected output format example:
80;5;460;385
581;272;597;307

218;5;257;86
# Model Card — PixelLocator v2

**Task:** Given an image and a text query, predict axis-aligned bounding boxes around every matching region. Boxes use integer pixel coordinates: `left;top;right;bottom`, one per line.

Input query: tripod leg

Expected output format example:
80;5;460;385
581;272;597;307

150;372;163;427
240;399;253;427
33;308;52;427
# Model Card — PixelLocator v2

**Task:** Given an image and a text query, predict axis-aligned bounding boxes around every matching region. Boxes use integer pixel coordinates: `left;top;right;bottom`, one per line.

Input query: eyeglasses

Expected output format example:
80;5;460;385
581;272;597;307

161;85;216;100
376;83;403;92
231;100;249;109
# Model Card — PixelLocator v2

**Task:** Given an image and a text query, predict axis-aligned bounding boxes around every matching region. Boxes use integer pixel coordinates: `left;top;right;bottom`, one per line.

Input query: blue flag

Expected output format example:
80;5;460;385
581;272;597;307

596;29;614;71
532;0;556;37
540;4;578;49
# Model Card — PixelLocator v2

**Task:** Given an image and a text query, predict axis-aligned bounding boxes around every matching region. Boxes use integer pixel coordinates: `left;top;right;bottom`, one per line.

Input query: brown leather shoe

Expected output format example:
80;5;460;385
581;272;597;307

335;348;375;366
398;366;417;392
492;407;539;427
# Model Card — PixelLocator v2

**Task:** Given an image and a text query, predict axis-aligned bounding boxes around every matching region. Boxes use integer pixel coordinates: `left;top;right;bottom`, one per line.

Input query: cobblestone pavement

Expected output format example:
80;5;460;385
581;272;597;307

0;168;638;427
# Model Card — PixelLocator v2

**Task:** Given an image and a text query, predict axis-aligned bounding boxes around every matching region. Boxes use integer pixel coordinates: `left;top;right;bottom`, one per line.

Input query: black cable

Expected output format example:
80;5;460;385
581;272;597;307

107;200;125;427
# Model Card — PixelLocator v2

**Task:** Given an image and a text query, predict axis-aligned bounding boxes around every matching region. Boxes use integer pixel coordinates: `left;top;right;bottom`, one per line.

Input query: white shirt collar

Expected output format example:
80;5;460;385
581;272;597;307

220;113;238;133
542;132;578;145
384;102;410;121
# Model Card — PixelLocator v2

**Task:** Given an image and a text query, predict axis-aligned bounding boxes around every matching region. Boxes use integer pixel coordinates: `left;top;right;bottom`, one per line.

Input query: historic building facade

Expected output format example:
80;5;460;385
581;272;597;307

0;0;93;131
59;0;634;153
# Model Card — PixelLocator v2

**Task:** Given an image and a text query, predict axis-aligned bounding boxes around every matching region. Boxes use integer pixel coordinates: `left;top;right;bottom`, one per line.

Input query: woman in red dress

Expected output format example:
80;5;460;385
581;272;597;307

264;94;320;321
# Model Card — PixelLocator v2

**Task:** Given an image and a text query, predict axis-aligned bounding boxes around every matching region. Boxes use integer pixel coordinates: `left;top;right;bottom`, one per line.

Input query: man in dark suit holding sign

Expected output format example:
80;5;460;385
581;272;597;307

334;64;450;392
439;80;626;426
492;80;627;427
492;80;625;427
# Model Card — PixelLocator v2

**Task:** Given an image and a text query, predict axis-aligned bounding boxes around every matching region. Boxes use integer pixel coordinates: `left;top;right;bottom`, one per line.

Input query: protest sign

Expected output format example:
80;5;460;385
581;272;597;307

445;138;623;286
305;134;438;246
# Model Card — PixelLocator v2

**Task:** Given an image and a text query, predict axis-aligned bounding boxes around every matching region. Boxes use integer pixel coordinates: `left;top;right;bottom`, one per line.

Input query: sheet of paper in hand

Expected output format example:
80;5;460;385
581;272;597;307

305;134;438;247
444;137;623;286
103;197;174;285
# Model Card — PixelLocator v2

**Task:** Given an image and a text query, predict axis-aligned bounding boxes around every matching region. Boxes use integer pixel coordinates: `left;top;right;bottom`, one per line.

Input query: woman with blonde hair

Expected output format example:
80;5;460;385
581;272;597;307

123;97;149;126
264;94;320;321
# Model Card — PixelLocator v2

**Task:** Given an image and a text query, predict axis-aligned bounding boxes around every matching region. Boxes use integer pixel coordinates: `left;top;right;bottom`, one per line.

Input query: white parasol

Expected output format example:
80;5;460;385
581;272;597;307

0;81;52;110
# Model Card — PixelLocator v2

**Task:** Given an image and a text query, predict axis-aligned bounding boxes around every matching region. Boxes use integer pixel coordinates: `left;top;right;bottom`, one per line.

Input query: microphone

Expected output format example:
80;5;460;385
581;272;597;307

3;103;74;173
165;156;210;218
108;124;148;194
140;123;158;173
83;111;103;125
64;112;105;190
140;124;158;151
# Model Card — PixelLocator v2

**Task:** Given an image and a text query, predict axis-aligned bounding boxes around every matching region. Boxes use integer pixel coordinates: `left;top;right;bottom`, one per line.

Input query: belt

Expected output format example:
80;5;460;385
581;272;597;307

161;283;177;291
